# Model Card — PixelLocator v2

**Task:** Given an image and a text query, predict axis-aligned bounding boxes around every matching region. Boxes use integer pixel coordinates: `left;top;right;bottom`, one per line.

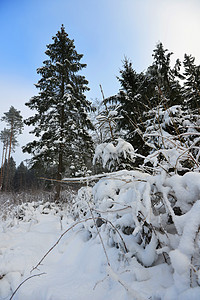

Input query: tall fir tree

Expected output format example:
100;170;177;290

23;25;94;199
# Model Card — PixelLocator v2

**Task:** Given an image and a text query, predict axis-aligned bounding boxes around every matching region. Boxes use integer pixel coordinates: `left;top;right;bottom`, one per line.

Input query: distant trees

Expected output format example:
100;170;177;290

2;157;16;191
13;162;39;191
0;106;23;190
0;157;40;192
23;25;94;199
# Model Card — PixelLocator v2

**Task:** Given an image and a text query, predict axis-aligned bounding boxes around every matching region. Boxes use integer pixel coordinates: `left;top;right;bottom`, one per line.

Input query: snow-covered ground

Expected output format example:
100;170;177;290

1;169;200;299
0;204;170;300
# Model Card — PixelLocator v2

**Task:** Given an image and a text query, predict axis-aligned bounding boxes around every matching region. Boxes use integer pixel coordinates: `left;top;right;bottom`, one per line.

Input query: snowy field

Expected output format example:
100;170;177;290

1;169;200;299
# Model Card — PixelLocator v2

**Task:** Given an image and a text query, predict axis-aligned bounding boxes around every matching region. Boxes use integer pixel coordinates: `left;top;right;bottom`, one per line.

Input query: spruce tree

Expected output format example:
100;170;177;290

117;58;147;125
13;162;28;191
105;59;146;137
183;54;200;110
101;59;151;166
104;44;184;165
146;42;183;107
23;25;94;199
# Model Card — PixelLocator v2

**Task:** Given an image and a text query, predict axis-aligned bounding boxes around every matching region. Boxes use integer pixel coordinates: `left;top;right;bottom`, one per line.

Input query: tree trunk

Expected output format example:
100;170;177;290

55;76;65;200
5;120;13;191
1;141;9;191
0;145;5;190
55;151;63;200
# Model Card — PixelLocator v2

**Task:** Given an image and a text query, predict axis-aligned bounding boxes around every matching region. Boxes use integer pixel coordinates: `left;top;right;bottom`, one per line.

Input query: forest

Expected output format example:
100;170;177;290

0;25;200;299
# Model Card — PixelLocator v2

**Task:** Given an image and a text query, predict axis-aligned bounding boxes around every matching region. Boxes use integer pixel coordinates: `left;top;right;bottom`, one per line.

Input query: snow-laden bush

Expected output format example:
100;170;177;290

93;138;136;171
93;104;200;174
143;105;200;173
72;116;200;297
71;169;200;296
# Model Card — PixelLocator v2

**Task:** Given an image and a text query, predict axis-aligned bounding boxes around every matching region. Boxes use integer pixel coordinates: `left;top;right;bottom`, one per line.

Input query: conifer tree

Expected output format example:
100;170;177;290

146;42;183;107
1;157;16;191
13;162;28;191
183;54;200;110
116;58;147;126
105;58;147;139
0;129;10;190
0;128;18;190
23;25;94;199
104;44;183;165
1;106;23;191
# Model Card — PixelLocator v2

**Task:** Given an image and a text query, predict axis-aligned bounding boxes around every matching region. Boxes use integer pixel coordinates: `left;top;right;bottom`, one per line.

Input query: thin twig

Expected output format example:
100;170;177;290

31;218;93;272
40;170;141;184
9;272;46;300
85;184;111;266
101;217;128;253
31;215;128;273
92;206;132;214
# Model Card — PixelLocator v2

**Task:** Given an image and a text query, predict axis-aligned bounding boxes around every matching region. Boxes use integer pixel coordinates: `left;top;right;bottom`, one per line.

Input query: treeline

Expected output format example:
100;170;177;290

0;158;39;192
0;26;199;196
99;42;200;169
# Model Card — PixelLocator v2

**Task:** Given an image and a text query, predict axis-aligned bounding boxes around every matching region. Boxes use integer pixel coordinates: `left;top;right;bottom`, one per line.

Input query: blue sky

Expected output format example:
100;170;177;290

1;0;200;165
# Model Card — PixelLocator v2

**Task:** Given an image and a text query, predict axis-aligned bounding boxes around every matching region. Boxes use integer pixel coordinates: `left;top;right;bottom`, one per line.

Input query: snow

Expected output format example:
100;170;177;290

169;249;190;275
0;204;155;300
166;172;200;209
1;165;200;299
93;139;136;170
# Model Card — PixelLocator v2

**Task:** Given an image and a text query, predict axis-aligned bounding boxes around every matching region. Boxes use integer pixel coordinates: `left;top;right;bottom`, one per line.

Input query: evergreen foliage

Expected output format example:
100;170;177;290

146;42;183;107
0;157;16;191
13;162;39;191
0;40;199;191
1;106;23;137
183;54;200;110
103;43;187;167
23;25;94;198
0;107;23;191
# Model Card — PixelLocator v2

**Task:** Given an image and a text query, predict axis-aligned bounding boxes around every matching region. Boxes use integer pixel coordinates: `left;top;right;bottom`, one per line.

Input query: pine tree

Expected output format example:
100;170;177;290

23;25;94;199
0;128;18;190
0;129;10;190
1;106;23;191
